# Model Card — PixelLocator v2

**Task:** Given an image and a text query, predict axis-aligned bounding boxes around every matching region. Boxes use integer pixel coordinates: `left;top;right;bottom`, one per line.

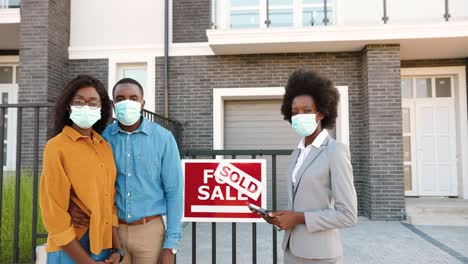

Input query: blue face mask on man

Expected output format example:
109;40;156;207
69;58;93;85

114;100;142;126
291;113;320;137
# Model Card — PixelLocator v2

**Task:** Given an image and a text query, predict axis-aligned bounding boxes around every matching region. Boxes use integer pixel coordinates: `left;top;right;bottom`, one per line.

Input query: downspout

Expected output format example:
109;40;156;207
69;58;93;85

164;0;169;118
466;58;468;118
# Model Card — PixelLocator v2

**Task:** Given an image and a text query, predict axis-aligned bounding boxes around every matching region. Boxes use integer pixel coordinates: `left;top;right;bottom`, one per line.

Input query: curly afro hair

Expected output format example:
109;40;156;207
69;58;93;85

281;69;340;130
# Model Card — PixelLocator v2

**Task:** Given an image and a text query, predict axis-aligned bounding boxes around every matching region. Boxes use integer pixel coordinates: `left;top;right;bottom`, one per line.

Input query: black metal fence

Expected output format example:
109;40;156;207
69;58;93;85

142;109;183;147
0;103;51;264
0;104;290;263
0;104;182;264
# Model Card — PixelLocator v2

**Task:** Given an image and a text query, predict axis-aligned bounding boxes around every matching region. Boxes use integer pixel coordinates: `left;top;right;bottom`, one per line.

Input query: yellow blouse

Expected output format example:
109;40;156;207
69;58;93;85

40;126;118;254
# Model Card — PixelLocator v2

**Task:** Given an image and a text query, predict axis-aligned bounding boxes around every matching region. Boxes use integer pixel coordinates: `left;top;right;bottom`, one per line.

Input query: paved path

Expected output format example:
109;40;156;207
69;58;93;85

175;217;468;264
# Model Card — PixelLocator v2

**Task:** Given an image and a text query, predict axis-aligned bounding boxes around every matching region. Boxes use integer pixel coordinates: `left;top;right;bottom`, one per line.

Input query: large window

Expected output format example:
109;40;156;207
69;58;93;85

302;0;334;26
225;0;335;29
0;0;20;8
118;63;147;90
269;0;294;27
229;0;261;29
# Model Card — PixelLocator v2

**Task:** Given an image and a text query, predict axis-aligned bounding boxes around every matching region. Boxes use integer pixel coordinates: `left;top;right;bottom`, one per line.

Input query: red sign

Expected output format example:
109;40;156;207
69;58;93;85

182;159;267;222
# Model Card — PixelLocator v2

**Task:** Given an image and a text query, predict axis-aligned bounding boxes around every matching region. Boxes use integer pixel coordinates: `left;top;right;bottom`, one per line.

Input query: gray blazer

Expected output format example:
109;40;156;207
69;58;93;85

281;136;357;260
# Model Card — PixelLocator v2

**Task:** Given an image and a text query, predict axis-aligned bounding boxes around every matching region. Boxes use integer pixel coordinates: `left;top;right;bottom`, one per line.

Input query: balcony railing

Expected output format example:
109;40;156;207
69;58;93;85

210;0;468;30
0;0;20;9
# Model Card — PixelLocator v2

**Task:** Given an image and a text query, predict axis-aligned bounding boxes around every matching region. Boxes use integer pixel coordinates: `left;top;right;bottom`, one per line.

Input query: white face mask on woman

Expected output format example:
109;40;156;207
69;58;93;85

69;105;101;129
291;113;320;137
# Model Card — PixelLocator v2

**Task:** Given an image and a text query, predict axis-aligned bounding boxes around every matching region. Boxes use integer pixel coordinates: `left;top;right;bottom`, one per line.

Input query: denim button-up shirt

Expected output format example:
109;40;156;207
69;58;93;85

102;117;183;249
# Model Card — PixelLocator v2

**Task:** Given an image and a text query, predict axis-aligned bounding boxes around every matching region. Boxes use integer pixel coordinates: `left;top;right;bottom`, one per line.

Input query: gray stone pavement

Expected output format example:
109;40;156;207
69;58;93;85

175;217;468;264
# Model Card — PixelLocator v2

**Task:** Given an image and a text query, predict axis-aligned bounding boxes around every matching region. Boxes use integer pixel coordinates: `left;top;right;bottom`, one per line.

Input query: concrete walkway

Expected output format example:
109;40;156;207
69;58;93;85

175;217;468;264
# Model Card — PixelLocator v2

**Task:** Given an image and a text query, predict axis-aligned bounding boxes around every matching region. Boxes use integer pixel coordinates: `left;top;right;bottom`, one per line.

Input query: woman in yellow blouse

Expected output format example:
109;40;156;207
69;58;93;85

40;75;124;264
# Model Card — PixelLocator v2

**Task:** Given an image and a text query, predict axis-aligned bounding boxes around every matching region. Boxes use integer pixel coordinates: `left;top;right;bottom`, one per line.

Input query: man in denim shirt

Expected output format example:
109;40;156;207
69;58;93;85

69;78;183;264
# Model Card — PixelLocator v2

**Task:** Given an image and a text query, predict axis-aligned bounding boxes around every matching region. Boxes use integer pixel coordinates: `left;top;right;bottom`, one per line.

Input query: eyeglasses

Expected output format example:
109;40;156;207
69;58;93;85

71;98;102;109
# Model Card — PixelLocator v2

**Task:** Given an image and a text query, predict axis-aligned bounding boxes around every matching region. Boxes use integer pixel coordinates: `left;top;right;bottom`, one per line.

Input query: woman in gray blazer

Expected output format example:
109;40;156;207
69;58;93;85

258;69;357;264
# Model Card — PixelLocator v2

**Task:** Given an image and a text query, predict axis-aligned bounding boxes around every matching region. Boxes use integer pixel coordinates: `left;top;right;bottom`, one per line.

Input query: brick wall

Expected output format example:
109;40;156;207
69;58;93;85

18;0;71;169
47;0;72;102
172;0;211;43
68;59;109;89
360;44;405;220
18;0;70;103
18;0;50;103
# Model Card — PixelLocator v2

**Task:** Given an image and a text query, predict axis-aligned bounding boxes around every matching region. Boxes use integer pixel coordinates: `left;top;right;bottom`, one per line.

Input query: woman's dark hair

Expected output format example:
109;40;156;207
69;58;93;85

281;69;340;129
53;75;113;136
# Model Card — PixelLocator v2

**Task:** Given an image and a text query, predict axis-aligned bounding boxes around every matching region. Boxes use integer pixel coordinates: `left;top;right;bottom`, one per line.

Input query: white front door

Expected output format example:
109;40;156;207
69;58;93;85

0;64;18;171
415;99;457;196
402;76;458;196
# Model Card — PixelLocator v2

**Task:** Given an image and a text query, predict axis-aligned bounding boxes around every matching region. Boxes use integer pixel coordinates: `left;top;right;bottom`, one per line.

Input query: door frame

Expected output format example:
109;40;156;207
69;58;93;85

108;56;155;112
0;55;19;171
402;66;468;199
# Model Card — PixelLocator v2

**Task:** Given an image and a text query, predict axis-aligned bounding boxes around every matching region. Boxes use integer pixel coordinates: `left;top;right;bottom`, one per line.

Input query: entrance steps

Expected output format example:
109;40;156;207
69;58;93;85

405;197;468;226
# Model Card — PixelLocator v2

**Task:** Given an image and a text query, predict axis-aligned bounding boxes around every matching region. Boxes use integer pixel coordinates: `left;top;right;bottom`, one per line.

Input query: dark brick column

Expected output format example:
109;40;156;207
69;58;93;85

68;59;109;89
173;0;211;43
17;0;71;168
18;0;70;103
360;44;405;220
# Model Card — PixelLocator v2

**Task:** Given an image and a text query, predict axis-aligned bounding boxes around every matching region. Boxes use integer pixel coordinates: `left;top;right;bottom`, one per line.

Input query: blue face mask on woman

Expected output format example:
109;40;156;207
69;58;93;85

291;113;320;137
69;106;101;129
114;100;142;126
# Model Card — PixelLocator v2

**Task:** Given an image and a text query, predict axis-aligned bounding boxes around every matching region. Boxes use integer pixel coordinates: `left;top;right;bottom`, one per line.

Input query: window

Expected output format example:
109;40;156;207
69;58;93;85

219;0;336;29
0;0;20;8
402;107;413;192
230;0;260;29
0;66;13;84
118;64;147;91
269;0;293;27
416;78;432;98
404;165;412;192
402;76;453;100
435;77;451;98
401;78;413;99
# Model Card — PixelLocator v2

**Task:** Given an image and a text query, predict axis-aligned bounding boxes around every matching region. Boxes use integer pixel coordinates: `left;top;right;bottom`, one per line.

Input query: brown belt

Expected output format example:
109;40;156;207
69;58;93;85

118;215;160;226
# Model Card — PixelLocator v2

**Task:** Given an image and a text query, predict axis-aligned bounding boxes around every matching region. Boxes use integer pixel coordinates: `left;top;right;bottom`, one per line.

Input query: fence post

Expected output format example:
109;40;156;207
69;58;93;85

0;107;5;249
31;107;40;263
13;107;23;263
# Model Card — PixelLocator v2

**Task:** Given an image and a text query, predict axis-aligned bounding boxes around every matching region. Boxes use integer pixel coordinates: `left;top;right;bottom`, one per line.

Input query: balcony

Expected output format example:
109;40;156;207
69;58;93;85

207;0;468;59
